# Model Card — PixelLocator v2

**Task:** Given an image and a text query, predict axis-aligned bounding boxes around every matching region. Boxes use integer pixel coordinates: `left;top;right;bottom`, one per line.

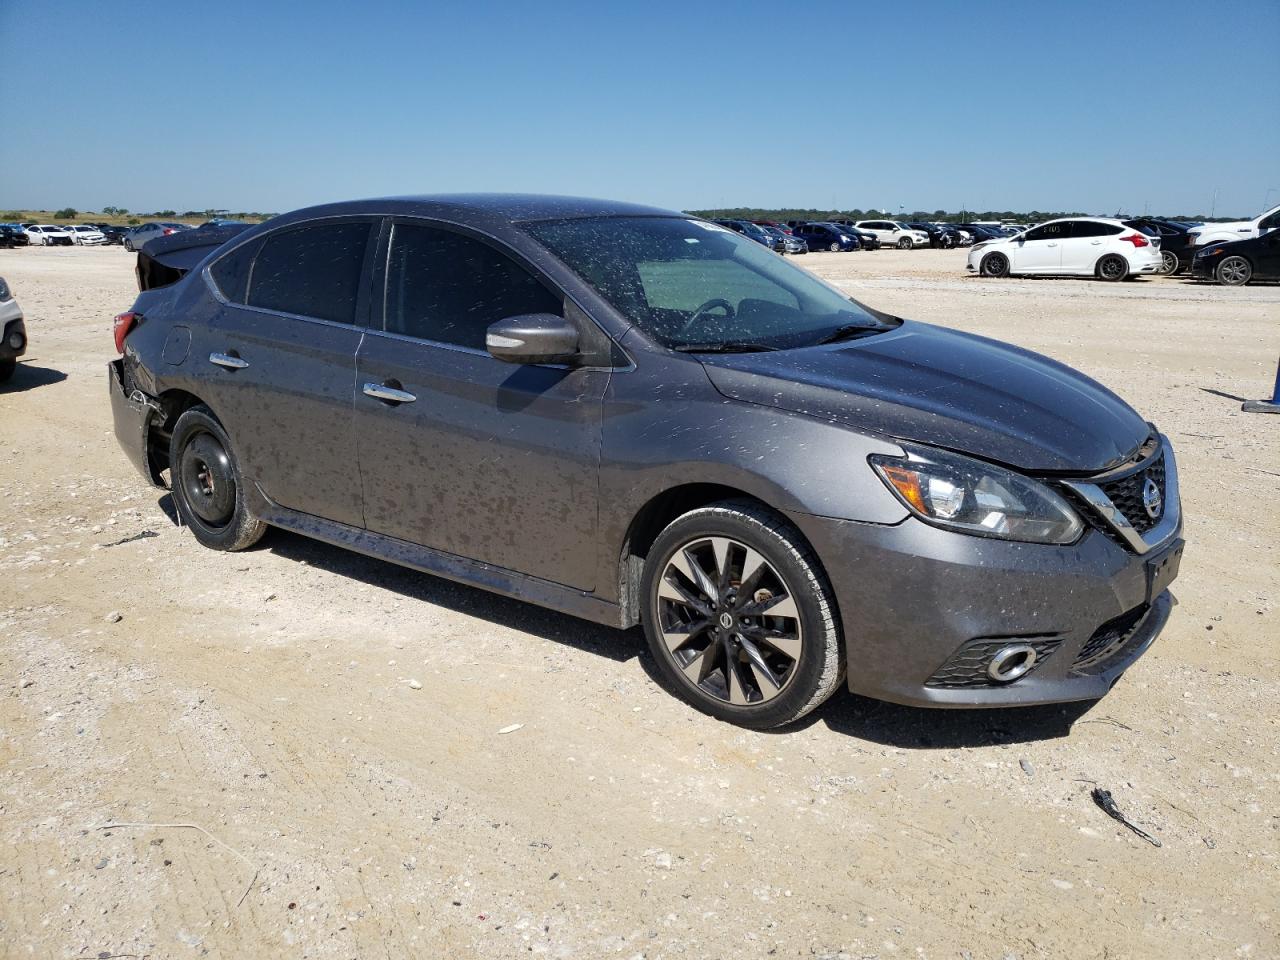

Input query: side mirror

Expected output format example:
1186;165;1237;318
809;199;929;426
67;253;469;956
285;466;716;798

486;313;580;365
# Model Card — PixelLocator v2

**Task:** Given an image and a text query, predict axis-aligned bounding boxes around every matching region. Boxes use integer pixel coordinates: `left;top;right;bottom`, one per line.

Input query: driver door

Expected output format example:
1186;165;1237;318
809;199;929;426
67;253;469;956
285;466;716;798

1012;222;1067;273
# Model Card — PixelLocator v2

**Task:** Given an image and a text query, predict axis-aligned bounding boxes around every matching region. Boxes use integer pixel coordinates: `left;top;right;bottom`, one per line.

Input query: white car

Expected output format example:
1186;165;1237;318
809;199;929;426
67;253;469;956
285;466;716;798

1187;204;1280;248
24;224;75;246
68;225;106;245
123;221;190;252
966;217;1162;280
854;219;932;249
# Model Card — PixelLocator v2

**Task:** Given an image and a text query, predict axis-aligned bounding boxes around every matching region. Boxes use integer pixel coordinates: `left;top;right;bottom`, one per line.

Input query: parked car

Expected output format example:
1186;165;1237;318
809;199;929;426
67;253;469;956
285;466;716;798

97;225;130;245
68;225;107;246
1187;204;1280;248
124;222;190;252
761;225;807;254
0;276;26;382
854;220;931;249
25;224;75;246
110;194;1182;729
1191;230;1280;285
715;219;781;252
1123;219;1196;275
967;217;1162;280
956;224;1009;244
792;222;860;251
0;225;29;248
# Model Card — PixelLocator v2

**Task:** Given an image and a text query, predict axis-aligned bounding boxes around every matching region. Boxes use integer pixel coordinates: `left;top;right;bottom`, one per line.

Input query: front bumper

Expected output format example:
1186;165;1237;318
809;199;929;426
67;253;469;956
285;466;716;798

791;505;1182;709
1;316;26;360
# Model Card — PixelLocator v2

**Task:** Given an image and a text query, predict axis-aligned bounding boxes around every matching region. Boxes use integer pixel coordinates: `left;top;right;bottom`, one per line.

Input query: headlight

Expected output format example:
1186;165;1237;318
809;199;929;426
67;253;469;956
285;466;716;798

869;447;1083;544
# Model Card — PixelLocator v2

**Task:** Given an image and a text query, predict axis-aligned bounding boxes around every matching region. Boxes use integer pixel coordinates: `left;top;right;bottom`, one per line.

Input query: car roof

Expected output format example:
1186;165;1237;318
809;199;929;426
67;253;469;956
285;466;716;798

268;193;684;231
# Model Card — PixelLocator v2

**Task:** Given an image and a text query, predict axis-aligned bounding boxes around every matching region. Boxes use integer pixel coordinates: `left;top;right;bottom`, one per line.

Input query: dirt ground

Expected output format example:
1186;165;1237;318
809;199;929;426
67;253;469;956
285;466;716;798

1;245;1276;960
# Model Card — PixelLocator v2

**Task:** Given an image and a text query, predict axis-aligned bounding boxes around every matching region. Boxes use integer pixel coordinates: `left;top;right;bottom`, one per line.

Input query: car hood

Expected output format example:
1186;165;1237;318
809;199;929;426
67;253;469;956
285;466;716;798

699;320;1150;473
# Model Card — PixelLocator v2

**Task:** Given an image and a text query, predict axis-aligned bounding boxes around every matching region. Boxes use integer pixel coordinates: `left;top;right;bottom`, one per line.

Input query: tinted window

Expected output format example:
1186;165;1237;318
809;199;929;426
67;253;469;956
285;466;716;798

1025;222;1068;241
247;221;370;324
210;238;262;303
383;223;561;350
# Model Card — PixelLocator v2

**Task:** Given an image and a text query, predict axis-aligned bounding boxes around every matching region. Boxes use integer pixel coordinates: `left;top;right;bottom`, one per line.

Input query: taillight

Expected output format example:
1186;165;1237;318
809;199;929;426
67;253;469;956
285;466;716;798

1120;233;1150;247
162;227;175;235
113;311;139;353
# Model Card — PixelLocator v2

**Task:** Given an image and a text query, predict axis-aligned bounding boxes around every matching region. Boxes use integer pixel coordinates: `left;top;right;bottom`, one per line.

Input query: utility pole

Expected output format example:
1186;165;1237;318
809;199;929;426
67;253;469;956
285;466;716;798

1210;188;1219;219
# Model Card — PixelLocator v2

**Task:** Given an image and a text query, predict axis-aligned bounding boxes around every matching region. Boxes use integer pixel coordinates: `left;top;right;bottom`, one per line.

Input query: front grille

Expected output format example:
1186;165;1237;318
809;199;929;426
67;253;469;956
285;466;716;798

1072;605;1150;674
1098;452;1166;534
926;636;1063;689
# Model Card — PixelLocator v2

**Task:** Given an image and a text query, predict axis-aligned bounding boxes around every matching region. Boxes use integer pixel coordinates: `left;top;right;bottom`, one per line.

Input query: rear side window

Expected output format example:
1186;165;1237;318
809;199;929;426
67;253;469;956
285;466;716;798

209;238;261;303
246;221;371;324
383;223;561;350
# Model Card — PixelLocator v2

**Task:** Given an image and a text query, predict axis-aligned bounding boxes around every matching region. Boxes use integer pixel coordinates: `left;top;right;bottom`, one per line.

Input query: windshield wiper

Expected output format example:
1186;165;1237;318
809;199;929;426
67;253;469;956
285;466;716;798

672;341;780;354
813;323;885;345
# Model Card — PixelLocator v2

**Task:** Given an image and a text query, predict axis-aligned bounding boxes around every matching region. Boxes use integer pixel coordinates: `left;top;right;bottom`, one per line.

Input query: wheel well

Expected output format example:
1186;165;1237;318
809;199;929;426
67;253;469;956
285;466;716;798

617;483;768;627
146;389;209;479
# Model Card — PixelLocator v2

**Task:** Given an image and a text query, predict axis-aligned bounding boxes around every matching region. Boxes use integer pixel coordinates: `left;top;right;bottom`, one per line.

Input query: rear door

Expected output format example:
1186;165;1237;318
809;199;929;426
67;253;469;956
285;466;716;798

200;218;376;527
354;219;608;591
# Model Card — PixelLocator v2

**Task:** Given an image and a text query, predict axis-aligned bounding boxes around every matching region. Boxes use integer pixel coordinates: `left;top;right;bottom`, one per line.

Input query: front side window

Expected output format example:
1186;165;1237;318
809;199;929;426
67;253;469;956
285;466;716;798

526;216;892;351
246;221;370;324
1025;222;1068;241
382;223;562;350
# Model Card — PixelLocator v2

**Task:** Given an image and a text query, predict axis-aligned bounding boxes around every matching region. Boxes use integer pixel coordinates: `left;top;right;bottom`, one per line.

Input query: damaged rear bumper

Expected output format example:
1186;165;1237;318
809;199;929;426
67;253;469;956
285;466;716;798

109;359;164;486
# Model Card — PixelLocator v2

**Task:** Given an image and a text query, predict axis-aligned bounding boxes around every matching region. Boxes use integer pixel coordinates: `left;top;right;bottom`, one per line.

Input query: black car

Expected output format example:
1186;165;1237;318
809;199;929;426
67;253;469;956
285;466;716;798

1123;219;1195;276
96;225;131;246
829;222;880;251
715;219;782;252
957;224;1006;243
0;225;29;248
110;194;1182;729
1191;230;1280;285
792;222;860;252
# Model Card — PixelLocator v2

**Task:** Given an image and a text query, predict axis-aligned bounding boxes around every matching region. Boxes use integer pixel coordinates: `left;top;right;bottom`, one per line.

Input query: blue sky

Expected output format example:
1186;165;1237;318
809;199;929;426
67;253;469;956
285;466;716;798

2;0;1277;217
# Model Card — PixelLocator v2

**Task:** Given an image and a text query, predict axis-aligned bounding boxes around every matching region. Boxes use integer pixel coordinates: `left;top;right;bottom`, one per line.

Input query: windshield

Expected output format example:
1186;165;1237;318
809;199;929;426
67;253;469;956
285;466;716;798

526;216;891;350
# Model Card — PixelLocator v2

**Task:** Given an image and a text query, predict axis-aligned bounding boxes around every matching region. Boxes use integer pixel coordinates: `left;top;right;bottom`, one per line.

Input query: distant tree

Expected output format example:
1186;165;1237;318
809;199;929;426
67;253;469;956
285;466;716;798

1;211;21;221
54;207;77;219
156;209;176;217
127;217;140;225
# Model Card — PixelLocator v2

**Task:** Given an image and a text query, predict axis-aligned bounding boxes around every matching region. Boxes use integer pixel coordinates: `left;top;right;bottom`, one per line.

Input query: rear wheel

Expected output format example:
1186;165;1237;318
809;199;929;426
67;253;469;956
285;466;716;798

169;405;267;551
0;358;15;383
1215;255;1252;286
980;252;1010;277
897;236;913;249
641;500;843;730
1096;254;1128;281
1160;250;1180;276
124;239;134;252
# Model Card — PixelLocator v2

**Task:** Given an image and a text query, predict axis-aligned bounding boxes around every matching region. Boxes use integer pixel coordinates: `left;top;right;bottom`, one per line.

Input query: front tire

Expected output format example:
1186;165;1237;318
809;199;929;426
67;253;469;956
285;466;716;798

1096;254;1128;281
1215;255;1252;286
124;239;134;252
827;242;840;252
897;237;913;249
169;405;267;551
1160;250;1180;276
640;500;843;730
980;252;1010;277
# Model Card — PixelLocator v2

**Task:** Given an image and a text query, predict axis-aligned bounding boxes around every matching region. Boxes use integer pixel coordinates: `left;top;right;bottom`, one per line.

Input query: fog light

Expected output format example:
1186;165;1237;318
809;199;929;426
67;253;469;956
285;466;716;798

7;331;23;350
987;643;1038;683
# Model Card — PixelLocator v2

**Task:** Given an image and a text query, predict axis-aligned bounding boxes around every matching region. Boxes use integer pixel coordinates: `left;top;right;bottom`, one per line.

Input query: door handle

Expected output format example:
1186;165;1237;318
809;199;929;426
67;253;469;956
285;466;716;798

363;382;417;404
1090;240;1102;245
1047;242;1057;247
209;352;249;370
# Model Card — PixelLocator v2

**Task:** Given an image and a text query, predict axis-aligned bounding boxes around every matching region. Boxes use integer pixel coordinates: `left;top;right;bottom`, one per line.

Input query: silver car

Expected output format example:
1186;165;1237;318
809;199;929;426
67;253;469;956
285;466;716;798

123;222;189;252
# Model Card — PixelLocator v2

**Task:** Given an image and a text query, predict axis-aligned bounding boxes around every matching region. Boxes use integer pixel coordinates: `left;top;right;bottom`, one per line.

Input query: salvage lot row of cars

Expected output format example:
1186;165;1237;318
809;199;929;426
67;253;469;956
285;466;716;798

0;220;229;250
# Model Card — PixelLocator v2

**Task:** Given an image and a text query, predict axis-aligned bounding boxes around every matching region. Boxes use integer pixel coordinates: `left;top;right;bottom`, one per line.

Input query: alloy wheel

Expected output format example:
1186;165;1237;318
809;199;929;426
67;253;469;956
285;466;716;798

1217;256;1251;285
1160;251;1179;275
655;536;803;707
1098;256;1126;280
